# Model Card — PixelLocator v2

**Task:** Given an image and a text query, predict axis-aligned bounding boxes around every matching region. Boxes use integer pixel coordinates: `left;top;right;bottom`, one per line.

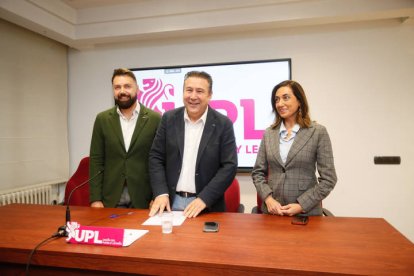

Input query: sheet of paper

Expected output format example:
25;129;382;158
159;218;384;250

142;211;186;226
123;229;148;246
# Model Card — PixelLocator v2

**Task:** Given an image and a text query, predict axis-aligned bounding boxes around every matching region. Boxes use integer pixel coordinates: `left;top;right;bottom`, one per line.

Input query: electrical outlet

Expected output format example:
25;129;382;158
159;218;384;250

374;156;401;165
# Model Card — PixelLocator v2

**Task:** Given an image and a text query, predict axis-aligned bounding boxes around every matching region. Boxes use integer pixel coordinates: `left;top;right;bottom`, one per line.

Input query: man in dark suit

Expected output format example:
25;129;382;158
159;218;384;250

89;68;161;208
149;71;237;218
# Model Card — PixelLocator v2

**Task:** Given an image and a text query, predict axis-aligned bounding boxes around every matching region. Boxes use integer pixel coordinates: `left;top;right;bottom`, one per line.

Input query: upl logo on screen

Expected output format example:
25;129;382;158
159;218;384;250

133;59;291;169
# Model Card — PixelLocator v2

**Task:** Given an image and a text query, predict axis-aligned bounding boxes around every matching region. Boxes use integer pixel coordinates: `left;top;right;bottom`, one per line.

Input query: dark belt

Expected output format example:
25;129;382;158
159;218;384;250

176;191;197;198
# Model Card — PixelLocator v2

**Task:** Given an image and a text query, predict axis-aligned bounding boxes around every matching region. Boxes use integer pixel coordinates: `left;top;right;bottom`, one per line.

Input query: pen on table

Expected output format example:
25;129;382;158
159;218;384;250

109;212;134;219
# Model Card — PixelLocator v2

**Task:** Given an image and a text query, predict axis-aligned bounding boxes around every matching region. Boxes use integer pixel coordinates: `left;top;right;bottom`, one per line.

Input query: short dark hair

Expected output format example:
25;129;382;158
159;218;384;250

184;71;213;94
111;68;137;84
271;80;311;128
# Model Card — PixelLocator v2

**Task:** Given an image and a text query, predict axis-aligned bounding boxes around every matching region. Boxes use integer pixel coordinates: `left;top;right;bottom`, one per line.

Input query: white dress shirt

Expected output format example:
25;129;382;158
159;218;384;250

175;108;208;193
116;103;140;152
279;121;300;164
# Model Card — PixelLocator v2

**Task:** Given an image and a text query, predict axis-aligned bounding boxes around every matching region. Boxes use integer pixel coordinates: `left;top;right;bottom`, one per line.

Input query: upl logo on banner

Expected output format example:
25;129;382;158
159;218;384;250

137;78;265;157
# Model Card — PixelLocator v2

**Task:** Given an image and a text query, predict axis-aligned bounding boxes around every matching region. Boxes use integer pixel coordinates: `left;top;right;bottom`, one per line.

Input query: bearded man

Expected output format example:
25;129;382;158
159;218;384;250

89;68;161;208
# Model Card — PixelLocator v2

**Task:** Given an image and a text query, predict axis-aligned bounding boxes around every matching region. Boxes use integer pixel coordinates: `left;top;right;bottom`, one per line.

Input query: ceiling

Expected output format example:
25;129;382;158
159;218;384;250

61;0;145;9
1;0;413;50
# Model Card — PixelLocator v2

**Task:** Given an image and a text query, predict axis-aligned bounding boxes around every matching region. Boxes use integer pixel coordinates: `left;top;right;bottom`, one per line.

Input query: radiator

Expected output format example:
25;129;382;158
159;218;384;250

0;181;65;206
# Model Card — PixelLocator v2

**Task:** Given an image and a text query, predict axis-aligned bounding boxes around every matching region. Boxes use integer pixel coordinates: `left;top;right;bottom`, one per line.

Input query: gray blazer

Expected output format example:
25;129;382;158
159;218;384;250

149;106;238;212
252;122;337;215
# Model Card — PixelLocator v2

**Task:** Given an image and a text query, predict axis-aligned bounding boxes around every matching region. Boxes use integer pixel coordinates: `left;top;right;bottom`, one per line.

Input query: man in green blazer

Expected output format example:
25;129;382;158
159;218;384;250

89;68;161;208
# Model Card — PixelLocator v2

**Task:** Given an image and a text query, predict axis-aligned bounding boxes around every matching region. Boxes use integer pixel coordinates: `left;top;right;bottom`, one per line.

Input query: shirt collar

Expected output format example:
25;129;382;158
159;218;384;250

184;106;208;124
279;121;300;134
116;103;140;120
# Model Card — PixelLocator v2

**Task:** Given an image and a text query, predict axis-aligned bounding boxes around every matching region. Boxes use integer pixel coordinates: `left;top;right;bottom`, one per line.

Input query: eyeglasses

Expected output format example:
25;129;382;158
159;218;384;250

275;94;291;104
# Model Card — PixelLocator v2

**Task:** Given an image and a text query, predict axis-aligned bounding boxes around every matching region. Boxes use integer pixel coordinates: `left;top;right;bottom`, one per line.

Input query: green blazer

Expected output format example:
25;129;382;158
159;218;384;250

89;104;161;208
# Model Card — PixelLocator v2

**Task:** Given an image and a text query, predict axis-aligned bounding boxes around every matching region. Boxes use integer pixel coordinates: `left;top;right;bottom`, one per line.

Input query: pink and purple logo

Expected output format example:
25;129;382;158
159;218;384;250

138;77;270;159
66;221;124;247
138;78;175;114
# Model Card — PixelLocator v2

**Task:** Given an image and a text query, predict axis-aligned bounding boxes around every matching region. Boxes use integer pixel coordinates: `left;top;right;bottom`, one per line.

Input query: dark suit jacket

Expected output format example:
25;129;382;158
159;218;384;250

252;122;337;215
89;104;161;208
149;106;238;212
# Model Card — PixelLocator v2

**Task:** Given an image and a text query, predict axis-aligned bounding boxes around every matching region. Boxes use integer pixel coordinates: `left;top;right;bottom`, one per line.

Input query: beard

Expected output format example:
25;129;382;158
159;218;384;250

115;94;137;110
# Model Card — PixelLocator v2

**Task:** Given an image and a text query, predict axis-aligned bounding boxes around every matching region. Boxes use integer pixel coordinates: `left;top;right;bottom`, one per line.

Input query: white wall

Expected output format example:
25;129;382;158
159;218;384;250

68;19;414;242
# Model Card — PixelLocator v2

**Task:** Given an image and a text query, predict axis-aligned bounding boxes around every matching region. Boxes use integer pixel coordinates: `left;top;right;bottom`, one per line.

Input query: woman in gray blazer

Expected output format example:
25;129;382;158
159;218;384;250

252;80;337;216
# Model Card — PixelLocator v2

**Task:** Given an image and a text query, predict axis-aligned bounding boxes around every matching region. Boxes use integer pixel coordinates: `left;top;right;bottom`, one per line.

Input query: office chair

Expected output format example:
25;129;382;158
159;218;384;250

64;157;90;206
224;178;245;213
251;193;262;214
251;193;334;216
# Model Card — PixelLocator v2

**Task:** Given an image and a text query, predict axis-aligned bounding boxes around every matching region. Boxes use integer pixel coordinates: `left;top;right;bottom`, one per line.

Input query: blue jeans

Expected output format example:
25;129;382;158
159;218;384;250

172;194;196;211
